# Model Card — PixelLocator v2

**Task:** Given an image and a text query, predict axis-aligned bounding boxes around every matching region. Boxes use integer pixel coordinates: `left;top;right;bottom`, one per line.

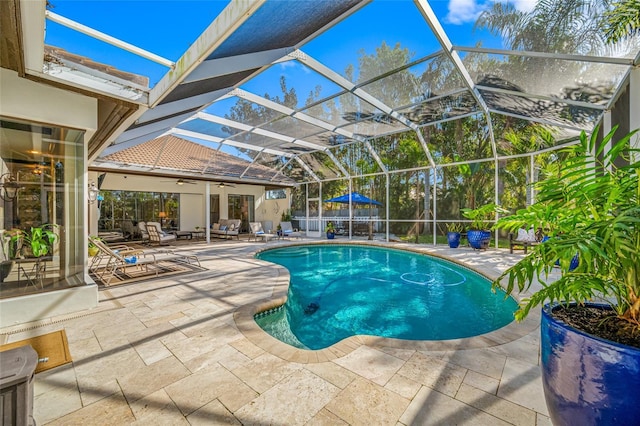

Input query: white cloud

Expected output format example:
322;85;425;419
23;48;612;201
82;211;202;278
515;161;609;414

445;0;537;25
445;0;486;25
507;0;537;13
278;60;297;69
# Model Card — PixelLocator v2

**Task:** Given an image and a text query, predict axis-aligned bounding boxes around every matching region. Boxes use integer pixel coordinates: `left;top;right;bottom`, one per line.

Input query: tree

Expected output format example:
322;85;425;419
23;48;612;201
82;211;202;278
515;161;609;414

602;0;640;43
476;0;607;54
475;0;615;127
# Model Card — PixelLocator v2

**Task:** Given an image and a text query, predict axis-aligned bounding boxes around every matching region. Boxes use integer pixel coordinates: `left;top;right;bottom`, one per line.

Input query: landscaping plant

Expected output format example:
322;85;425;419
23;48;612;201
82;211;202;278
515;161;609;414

493;126;640;346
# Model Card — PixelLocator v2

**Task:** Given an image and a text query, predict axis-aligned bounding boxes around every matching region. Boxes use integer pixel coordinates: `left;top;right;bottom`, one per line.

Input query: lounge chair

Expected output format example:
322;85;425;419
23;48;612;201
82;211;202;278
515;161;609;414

88;238;200;286
279;221;303;239
248;222;276;242
146;221;177;245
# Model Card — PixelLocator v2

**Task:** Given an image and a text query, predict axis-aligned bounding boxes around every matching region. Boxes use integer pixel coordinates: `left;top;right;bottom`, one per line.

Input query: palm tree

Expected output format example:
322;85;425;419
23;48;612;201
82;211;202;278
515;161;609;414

603;0;640;43
475;0;607;54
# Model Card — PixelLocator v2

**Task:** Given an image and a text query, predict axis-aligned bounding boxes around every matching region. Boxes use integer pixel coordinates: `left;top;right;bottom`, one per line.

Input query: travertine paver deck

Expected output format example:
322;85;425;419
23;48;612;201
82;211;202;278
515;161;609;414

0;238;555;425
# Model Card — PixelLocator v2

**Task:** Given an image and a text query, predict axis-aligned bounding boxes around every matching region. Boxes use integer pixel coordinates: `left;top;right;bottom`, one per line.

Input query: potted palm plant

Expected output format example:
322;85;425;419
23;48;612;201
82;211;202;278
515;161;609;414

461;203;497;249
325;222;336;240
446;223;463;248
492;126;639;426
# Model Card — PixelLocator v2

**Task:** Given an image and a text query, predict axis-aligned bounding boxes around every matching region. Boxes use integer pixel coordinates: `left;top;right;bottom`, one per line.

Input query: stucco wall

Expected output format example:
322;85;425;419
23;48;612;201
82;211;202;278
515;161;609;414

98;173;288;231
0;68;100;328
0;68;97;138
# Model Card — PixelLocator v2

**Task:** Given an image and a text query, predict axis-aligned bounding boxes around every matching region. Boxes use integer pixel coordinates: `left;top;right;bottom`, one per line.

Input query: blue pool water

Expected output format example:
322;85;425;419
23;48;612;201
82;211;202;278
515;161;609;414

255;245;517;350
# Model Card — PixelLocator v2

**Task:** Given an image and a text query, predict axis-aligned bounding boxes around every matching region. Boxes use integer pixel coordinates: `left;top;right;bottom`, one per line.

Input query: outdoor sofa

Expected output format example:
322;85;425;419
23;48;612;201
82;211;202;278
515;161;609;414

210;219;241;240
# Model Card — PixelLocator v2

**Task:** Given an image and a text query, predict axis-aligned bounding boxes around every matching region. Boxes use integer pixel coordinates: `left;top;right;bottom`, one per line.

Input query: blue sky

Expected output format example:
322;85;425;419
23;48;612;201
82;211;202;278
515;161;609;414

44;1;534;89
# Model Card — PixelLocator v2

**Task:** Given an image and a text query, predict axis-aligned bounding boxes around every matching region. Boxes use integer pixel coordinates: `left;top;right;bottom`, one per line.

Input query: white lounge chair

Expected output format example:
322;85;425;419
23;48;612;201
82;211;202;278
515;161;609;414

248;222;276;242
279;221;303;239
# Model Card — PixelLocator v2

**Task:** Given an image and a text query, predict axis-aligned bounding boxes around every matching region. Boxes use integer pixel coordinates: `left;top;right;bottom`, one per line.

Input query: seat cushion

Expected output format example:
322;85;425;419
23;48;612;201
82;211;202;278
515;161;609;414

516;228;537;242
516;228;529;241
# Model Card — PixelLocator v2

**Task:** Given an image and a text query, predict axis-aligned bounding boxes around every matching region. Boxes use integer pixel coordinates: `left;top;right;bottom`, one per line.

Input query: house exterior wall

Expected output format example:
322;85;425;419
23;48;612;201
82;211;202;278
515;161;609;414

0;69;97;137
96;173;289;234
0;68;100;328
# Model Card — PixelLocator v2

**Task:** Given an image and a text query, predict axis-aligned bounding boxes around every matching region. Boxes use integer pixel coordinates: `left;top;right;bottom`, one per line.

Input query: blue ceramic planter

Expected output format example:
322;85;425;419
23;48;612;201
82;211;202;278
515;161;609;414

447;232;461;248
326;231;335;240
541;304;640;426
467;230;490;249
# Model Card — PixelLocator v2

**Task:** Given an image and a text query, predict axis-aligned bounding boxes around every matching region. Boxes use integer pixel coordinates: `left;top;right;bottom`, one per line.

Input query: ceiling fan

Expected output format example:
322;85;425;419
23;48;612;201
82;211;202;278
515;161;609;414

160;178;197;185
214;182;235;188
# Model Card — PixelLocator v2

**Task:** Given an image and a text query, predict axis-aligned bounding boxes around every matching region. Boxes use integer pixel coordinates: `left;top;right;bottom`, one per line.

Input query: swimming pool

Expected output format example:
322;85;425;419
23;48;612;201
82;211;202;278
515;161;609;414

255;245;517;350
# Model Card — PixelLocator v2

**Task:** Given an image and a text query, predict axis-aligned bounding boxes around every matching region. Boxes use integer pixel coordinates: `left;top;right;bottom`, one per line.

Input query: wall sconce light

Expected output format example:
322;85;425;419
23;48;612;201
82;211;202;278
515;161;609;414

0;173;21;202
88;181;100;204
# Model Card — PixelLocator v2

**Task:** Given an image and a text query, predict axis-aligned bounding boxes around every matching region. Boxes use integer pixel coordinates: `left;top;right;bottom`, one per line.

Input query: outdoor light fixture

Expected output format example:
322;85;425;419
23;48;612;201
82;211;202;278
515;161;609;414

88;181;100;203
0;173;21;202
158;211;167;227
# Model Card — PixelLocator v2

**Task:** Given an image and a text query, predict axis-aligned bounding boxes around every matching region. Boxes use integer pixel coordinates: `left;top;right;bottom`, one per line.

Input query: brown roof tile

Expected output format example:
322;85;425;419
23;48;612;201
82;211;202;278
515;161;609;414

101;135;293;184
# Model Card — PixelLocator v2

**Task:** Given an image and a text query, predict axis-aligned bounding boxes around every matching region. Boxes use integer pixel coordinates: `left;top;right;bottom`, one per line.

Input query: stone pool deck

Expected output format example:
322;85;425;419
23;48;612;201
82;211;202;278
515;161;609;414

1;239;555;425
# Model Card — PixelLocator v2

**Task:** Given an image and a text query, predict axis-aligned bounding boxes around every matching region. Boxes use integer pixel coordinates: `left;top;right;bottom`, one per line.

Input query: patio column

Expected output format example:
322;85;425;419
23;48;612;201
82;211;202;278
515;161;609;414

205;182;210;244
631;67;640;155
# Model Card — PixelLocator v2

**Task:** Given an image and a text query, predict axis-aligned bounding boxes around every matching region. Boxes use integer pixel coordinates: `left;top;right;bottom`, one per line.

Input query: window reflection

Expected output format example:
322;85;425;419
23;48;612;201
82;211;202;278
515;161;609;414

1;117;85;299
98;190;180;236
228;194;254;233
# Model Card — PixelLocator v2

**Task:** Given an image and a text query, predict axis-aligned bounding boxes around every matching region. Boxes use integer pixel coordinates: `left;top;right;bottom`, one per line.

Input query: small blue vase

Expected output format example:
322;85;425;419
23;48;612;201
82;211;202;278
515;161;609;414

569;253;579;271
447;232;461;248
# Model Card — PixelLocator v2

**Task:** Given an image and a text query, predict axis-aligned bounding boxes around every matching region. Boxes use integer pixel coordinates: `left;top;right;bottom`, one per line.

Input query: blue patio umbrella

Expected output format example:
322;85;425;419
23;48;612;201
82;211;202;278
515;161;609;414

324;192;382;240
324;192;382;206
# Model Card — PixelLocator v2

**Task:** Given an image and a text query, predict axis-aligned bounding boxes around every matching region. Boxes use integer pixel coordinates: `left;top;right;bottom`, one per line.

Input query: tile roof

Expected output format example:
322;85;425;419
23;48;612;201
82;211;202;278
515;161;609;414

99;135;294;184
44;45;149;88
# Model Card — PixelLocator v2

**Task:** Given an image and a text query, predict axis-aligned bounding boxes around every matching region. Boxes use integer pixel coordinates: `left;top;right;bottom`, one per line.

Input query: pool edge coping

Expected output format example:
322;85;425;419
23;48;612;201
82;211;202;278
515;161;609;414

234;240;541;363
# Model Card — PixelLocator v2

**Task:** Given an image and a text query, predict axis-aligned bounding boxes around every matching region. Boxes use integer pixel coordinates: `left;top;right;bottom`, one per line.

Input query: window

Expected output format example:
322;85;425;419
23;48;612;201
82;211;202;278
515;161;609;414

98;191;180;233
1;117;85;299
228;194;254;233
265;189;286;199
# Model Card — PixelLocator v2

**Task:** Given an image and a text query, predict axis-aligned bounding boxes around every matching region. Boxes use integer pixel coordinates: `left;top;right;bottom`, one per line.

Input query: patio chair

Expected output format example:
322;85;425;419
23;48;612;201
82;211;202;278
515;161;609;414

248;222;276;242
509;227;544;254
138;221;150;243
121;219;135;240
279;221;302;239
146;221;177;246
89;238;200;286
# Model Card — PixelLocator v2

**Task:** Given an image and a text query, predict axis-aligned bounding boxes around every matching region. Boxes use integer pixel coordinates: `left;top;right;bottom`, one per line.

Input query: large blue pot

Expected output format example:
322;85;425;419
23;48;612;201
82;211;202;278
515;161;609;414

467;229;490;249
447;232;461;248
541;304;640;426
